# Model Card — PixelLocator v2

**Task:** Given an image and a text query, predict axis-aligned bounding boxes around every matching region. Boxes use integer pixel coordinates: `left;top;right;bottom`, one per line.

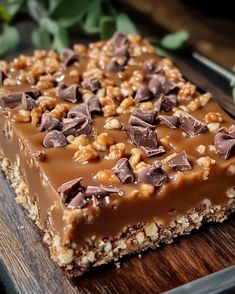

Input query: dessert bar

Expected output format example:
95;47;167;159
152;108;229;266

0;33;235;276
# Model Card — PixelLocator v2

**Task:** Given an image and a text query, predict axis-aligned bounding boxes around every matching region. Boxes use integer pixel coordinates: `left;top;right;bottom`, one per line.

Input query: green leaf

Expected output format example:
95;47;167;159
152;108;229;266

53;27;69;53
116;13;138;35
155;47;167;57
0;5;11;22
230;78;235;87
6;0;23;17
32;28;51;50
40;17;59;35
99;16;116;40
0;25;19;56
161;30;189;50
27;0;47;22
50;0;88;28
232;87;235;103
83;0;102;34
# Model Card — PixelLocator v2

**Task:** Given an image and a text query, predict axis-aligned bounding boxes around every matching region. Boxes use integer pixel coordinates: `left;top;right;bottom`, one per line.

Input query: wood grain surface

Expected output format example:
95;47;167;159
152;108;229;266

1;14;235;294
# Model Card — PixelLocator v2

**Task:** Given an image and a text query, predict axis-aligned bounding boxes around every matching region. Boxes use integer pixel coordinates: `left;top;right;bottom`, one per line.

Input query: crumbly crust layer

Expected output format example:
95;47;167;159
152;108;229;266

1;153;234;276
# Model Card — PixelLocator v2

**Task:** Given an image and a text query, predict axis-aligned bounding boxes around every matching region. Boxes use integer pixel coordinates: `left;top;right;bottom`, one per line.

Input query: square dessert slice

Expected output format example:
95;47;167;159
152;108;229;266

0;33;235;276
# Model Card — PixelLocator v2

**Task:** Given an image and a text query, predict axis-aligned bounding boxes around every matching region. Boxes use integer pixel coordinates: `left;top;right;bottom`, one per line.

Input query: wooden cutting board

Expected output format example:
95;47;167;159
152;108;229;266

1;19;235;294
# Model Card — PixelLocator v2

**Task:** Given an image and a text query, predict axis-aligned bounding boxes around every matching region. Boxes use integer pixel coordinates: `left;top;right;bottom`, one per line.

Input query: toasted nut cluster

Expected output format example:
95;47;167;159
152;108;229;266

196;156;216;168
226;187;235;198
144;222;158;241
196;145;206;155
95;169;119;184
139;101;153;110
120;81;134;97
178;82;196;102
50;103;69;120
227;164;235;176
135;161;151;173
116;97;134;114
105;143;125;160
104;117;121;130
37;96;57;111
129;148;142;167
207;122;220;133
204;112;222;123
99;96;116;117
139;183;155;198
15;110;31;122
187;93;212;112
70;134;90;146
31;107;42;125
74;144;98;163
208;145;216;152
106;85;121;100
93;133;114;151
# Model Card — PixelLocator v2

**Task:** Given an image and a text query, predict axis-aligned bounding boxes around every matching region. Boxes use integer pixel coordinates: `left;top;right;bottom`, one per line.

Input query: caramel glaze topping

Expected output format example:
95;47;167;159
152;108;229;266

1;33;235;247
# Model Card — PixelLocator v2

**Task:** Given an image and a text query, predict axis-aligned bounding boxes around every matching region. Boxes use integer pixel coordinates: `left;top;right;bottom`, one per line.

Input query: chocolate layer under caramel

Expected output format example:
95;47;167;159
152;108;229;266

0;33;235;276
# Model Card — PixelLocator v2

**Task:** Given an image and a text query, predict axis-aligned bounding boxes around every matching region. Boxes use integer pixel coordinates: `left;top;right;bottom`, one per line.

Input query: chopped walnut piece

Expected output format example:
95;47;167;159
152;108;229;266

31;107;42;125
207;122;220;133
103;104;117;117
72;135;90;146
37;96;57;111
50;103;69;120
139;101;153;110
178;82;196;102
15;110;31;122
104;117;121;130
204;112;222;123
196;145;206;155
139;183;154;198
196;156;216;168
105;143;125;160
226;187;235;198
227;164;235;176
116;97;134;114
135;161;151;173
74;144;98;163
93;133;114;151
129;148;142;167
95;169;119;184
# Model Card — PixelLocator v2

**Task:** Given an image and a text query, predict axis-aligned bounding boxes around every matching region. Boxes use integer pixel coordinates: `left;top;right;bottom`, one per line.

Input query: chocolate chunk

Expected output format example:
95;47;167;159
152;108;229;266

134;86;154;102
43;130;68;148
75;120;93;136
62;48;79;67
87;97;102;114
154;94;178;112
138;161;168;187
112;158;135;184
214;132;235;160
0;70;6;85
67;192;87;209
82;77;101;93
166;151;192;171
21;93;37;110
58;177;84;204
67;103;91;120
111;32;129;47
39;113;61;132
124;125;165;157
149;75;177;96
85;186;123;198
132;108;157;125
56;83;81;103
112;45;129;58
228;125;235;137
143;60;161;77
158;115;179;129
129;115;153;128
25;89;41;99
0;92;22;109
107;59;125;73
61;117;86;136
179;112;208;136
